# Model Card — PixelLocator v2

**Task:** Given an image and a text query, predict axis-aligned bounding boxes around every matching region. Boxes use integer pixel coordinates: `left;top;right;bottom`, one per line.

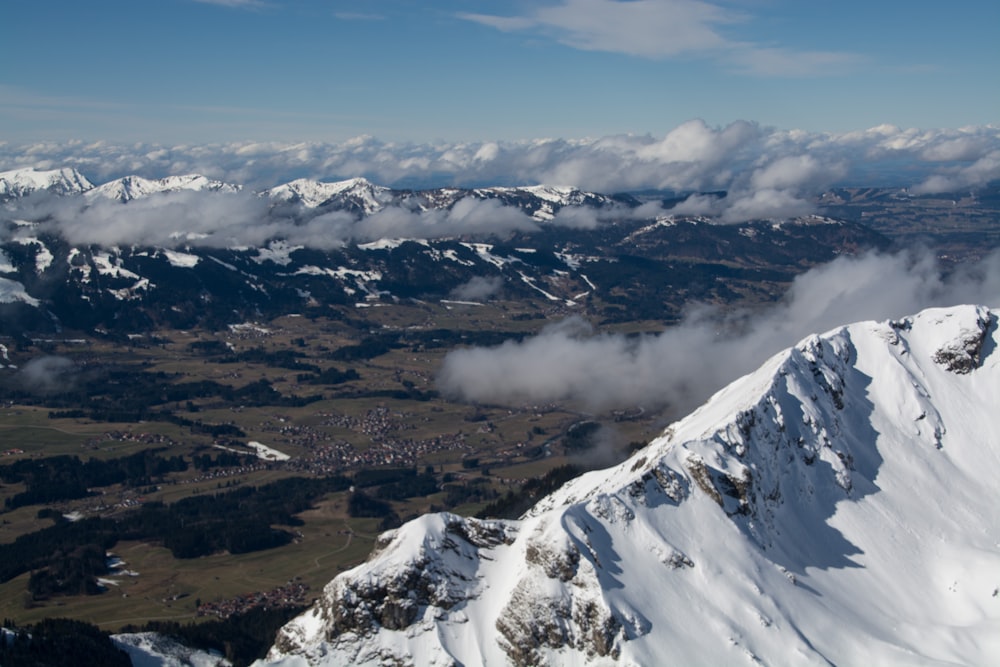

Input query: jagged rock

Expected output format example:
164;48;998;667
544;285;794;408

264;305;1000;667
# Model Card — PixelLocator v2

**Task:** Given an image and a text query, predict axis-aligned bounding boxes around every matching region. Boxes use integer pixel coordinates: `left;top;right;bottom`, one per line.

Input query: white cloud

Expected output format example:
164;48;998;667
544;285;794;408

450;276;504;301
729;46;862;77
749;154;846;192
3;188;538;250
16;356;77;395
459;0;860;77
333;12;385;21
2;122;998;226
192;0;267;9
912;150;1000;195
361;198;538;241
437;249;1000;415
718;188;815;223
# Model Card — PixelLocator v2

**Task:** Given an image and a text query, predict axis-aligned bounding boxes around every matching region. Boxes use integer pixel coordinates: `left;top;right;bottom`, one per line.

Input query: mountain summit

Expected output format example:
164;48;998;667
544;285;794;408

85;174;241;202
0;167;93;199
263;304;1000;666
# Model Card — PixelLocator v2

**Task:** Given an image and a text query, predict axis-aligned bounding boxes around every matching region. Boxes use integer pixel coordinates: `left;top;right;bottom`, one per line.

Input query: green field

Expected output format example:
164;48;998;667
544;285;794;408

0;303;667;630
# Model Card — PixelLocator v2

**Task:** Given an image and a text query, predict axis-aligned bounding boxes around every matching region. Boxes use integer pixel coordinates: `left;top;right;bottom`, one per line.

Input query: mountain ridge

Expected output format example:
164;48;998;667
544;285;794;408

85;174;242;202
262;304;1000;667
1;166;888;335
0;167;93;199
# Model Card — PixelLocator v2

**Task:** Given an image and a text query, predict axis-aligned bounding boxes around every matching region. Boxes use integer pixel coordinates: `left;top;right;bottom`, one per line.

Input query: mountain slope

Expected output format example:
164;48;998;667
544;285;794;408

85;174;241;202
0;167;93;199
263;304;1000;666
0;216;886;335
264;177;391;213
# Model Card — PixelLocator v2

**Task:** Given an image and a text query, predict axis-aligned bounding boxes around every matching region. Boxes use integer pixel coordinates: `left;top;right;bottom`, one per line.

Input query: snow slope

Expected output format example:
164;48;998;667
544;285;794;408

111;632;231;667
265;178;390;213
0;277;40;306
85;174;241;202
263;304;1000;666
0;167;93;198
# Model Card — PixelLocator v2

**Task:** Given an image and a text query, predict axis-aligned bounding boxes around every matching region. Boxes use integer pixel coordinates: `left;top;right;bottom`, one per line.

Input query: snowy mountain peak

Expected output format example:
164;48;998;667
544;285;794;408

519;184;584;202
265;177;390;212
265;304;1000;667
85;174;241;202
0;167;93;199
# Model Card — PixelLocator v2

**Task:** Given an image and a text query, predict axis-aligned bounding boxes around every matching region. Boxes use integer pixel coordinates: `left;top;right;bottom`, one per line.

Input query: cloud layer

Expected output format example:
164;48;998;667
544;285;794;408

2;122;998;244
3;122;996;198
437;249;1000;415
3;190;543;250
460;0;860;77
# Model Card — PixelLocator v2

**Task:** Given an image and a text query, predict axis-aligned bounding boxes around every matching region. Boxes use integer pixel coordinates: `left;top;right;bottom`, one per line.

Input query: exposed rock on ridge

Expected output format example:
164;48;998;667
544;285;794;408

264;304;1000;666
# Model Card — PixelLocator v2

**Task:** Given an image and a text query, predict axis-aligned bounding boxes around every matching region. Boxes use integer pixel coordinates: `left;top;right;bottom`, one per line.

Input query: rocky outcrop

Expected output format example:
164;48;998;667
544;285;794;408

265;305;1000;667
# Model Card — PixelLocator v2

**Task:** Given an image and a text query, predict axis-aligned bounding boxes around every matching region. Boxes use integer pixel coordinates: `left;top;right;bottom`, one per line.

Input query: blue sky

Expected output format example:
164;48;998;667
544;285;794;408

2;0;997;143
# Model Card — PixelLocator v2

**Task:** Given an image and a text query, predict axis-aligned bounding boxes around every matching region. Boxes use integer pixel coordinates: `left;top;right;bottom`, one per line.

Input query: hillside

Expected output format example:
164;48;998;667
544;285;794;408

264;304;1000;666
0;167;888;334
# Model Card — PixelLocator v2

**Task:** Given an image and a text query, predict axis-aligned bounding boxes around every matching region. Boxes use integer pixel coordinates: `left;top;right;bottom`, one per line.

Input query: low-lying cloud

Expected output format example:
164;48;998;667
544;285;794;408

3;190;540;250
450;276;504;302
361;197;538;241
437;249;1000;416
16;355;77;395
2;122;997;198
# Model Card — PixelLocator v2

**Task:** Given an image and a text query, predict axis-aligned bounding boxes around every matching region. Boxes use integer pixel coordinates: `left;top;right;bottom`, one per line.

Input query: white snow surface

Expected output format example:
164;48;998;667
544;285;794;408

112;632;231;667
247;441;291;461
0;167;93;197
0;277;40;306
263;304;1000;667
0;248;15;273
252;241;303;266
265;177;389;212
12;237;54;273
161;249;201;268
85;174;240;202
92;251;141;279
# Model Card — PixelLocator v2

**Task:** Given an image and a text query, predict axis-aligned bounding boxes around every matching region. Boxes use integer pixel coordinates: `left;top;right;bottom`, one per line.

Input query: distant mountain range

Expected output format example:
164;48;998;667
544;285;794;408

84;174;242;203
263;304;1000;666
0;167;94;199
0;167;637;219
0;167;888;335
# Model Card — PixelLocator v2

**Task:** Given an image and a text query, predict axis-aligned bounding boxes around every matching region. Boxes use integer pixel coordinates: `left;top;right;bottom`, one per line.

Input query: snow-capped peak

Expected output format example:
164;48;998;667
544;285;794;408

264;304;1000;667
518;184;583;203
0;167;93;198
85;174;241;202
472;184;596;208
265;177;390;212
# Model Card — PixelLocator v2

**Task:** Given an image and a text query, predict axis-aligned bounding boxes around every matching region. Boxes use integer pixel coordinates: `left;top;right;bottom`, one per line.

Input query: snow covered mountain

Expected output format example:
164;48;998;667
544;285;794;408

263;304;1000;666
0;217;885;335
0;167;93;199
85;174;241;202
262;178;632;222
112;632;231;667
0;165;639;223
264;177;392;213
2;166;885;335
475;185;635;221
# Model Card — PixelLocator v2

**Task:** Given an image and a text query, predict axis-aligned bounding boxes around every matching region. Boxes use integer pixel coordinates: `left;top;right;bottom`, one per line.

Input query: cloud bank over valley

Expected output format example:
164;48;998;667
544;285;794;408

3;121;998;248
437;249;1000;416
3;121;998;195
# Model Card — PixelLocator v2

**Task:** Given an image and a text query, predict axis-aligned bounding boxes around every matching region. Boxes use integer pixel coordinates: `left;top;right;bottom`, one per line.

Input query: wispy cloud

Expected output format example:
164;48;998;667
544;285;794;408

2;123;998;216
334;12;385;21
459;0;861;77
728;46;863;77
0;84;129;114
437;249;1000;414
462;0;733;58
3;188;540;251
192;0;268;9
